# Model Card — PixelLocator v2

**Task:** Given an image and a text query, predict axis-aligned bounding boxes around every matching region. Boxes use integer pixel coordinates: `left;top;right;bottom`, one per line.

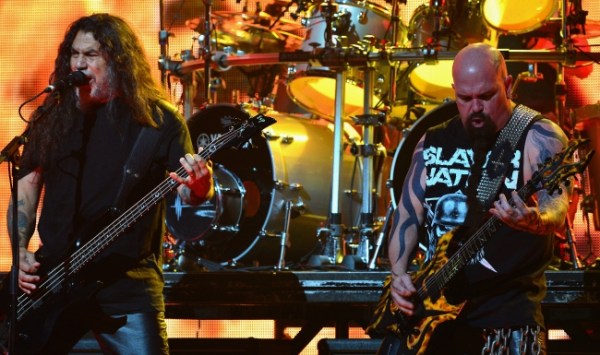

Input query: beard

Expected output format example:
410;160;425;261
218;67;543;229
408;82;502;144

76;70;117;111
465;112;496;153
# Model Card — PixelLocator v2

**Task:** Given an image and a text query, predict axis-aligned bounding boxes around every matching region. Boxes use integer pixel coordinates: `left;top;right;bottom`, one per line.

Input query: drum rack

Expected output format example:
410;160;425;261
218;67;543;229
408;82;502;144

159;0;600;270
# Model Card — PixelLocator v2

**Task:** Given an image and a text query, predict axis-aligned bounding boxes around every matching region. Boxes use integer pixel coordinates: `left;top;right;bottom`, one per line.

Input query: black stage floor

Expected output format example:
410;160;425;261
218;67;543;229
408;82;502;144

157;269;600;354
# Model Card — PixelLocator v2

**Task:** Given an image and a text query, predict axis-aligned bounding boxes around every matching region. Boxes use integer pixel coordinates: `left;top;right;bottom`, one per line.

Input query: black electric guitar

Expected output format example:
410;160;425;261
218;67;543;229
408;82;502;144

0;113;276;353
392;139;593;355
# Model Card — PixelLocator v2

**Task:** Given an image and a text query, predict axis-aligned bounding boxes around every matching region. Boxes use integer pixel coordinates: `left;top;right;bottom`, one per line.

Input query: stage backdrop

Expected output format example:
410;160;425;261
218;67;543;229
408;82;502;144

1;0;599;350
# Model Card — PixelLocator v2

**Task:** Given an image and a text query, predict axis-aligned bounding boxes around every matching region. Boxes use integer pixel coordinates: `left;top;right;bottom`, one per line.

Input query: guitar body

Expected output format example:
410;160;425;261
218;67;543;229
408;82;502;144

0;245;110;353
398;230;466;355
2;279;102;354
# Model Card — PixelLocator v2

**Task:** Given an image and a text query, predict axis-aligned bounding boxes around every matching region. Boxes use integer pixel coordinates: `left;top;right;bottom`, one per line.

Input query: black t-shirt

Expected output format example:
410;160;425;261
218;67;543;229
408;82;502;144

422;113;553;329
21;98;192;314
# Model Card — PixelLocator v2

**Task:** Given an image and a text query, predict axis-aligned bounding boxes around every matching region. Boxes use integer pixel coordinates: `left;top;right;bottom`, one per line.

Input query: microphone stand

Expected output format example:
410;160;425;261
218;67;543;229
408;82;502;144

158;0;170;87
1;129;29;354
1;86;59;353
202;0;214;105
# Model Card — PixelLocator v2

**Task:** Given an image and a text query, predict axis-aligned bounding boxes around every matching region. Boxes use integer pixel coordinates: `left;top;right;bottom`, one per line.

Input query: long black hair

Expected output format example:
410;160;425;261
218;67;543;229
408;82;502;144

23;13;168;169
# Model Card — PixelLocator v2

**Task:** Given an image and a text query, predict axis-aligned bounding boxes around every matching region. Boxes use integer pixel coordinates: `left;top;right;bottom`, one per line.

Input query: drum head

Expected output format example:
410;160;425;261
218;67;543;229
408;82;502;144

389;101;458;207
482;0;558;34
287;69;378;119
166;163;245;242
176;104;277;262
409;61;456;103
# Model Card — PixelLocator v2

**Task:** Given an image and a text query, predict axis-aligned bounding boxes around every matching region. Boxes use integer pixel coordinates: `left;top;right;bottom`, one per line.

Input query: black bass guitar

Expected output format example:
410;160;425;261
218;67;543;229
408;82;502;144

0;113;275;353
386;139;592;355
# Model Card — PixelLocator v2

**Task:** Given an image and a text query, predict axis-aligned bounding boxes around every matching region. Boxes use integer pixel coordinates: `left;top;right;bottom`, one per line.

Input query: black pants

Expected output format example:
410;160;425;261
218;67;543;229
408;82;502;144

20;301;168;355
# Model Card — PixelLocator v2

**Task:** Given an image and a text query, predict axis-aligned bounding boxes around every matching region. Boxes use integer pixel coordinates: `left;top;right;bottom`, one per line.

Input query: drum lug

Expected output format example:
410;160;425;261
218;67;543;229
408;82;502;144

215;225;240;233
263;130;279;140
289;183;303;191
274;180;288;190
263;131;294;144
281;135;294;144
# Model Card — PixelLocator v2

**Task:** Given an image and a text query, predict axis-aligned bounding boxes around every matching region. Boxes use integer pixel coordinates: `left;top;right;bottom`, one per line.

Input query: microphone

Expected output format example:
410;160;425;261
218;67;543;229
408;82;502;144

43;71;89;93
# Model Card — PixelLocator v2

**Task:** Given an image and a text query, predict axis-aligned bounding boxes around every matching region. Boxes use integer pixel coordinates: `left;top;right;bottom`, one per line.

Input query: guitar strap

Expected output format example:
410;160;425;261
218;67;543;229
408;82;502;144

475;104;541;210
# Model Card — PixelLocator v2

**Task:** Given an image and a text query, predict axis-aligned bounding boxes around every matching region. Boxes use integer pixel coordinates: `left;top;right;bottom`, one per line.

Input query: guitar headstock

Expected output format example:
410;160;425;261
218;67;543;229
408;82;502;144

228;113;277;150
530;138;594;195
199;113;277;160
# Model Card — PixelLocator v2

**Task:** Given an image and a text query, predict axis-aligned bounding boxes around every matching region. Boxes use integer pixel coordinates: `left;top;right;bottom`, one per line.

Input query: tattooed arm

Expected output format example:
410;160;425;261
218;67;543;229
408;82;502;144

388;136;427;316
490;118;570;235
7;170;43;294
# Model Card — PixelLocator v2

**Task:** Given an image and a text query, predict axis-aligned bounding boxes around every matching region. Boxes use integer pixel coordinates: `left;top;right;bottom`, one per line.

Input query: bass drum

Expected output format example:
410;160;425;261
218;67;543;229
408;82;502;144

166;104;363;266
389;101;458;208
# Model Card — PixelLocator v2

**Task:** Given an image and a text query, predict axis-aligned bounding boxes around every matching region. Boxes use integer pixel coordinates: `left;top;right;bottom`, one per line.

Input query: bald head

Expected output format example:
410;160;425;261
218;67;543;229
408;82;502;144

452;43;507;83
451;43;514;135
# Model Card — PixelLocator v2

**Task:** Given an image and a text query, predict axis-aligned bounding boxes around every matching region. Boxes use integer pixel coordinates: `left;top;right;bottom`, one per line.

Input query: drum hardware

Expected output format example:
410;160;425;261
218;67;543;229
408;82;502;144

564;217;582;269
510;63;544;100
388;0;407;104
277;200;296;270
158;0;170;87
307;66;349;267
368;201;395;270
200;0;214;106
343;109;386;270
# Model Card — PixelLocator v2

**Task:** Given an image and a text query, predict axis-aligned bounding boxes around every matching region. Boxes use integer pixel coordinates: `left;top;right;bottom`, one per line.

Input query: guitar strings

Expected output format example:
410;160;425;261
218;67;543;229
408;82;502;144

16;121;253;319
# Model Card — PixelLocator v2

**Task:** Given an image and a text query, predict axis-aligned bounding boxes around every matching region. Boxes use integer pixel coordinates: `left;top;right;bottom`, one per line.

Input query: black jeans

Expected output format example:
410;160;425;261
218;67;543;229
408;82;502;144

31;302;168;355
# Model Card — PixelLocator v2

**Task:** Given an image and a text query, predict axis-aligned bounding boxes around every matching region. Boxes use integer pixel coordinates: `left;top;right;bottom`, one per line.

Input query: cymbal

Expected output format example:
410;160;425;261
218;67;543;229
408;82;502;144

185;11;302;33
186;12;302;53
211;11;299;26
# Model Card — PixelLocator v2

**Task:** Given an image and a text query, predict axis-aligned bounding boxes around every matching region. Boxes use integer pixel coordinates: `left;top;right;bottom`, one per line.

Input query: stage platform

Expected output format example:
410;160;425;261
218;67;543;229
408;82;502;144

3;270;597;354
159;269;600;354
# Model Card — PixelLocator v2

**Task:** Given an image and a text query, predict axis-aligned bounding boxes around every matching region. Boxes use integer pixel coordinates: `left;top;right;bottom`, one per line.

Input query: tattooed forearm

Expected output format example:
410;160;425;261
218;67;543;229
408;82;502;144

7;198;36;248
390;139;426;264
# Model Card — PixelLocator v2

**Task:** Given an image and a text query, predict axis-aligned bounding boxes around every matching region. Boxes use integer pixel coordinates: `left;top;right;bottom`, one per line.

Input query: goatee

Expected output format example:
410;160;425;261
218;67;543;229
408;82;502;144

466;112;496;153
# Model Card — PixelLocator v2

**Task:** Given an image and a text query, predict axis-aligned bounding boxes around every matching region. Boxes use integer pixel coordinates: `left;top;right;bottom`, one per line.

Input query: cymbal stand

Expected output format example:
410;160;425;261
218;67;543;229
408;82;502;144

276;200;294;270
310;63;347;267
180;50;195;119
555;0;581;269
564;216;581;269
308;2;347;266
343;36;385;270
388;0;402;103
201;0;213;105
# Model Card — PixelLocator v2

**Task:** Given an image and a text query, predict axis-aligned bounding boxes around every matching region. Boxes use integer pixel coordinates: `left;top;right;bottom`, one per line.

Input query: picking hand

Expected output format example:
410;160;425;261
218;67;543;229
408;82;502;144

18;247;40;294
170;152;213;203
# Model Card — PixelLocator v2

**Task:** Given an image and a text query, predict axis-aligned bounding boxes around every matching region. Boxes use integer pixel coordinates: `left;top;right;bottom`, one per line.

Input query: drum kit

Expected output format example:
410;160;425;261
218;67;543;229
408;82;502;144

160;0;600;271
